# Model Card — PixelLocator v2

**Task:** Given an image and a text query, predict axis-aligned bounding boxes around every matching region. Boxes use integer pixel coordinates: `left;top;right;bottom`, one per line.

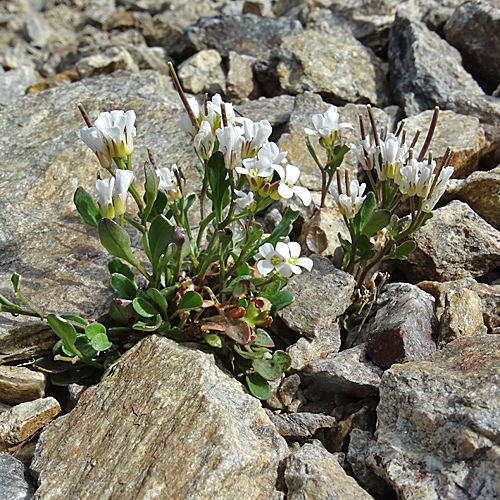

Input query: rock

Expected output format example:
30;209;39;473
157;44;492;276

31;336;289;499
0;44;34;70
84;0;116;25
446;166;500;228
178;49;226;94
226;51;256;102
399;109;486;179
119;0;169;13
406;200;500;281
277;29;389;107
0;397;60;453
347;429;393;497
365;335;500;499
277;255;355;344
0;454;35;500
299;208;350;257
470;281;500;335
444;0;500;91
0;403;11;413
0;366;46;405
75;45;139;78
277;374;306;413
284;441;375;500
0;71;197;362
236;94;295;128
187;14;303;61
278;93;393;193
286;328;341;371
303;344;384;398
0;66;37;104
12;440;38;467
363;283;438;368
389;10;484;117
25;13;55;49
265;410;336;439
67;383;87;408
418;279;488;347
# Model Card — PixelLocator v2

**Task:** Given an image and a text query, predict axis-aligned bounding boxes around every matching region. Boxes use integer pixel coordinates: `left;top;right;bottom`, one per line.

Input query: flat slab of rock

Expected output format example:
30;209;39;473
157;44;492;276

278;255;355;345
277;29;389;107
265;410;336;439
406;200;500;281
0;366;46;405
365;335;500;499
399;110;485;179
284;441;375;500
31;336;289;500
0;397;60;453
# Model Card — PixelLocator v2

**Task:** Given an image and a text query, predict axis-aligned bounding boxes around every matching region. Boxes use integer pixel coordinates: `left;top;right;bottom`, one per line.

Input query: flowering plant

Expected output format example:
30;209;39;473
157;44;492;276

0;64;314;400
305;104;454;292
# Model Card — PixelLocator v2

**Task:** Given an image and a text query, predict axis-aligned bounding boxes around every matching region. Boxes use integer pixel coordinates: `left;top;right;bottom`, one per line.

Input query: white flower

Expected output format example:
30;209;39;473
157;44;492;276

236;156;273;180
273;164;312;206
78;127;112;168
257;242;313;278
95;177;115;218
257;142;288;168
157;164;181;201
93;110;136;159
240;118;273;159
178;96;201;138
395;158;434;198
234;189;255;211
304;105;353;145
331;176;367;219
113;169;134;216
422;165;454;212
377;133;408;181
194;121;215;161
216;125;242;170
207;94;235;130
350;137;378;172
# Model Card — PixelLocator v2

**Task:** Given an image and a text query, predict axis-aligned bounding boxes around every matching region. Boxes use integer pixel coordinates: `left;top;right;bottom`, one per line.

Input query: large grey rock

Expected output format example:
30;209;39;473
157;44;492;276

178;49;226;94
406;200;500;281
31;336;289;500
0;397;60;453
364;283;438;368
284;441;375;500
277;29;389;107
399;109;486;179
446;165;500;228
0;454;35;500
75;46;140;78
444;0;500;91
365;335;500;499
0;366;46;405
187;14;303;61
470;281;500;335
302;344;384;398
277;255;355;344
0;66;37;104
0;71;197;362
389;10;484;116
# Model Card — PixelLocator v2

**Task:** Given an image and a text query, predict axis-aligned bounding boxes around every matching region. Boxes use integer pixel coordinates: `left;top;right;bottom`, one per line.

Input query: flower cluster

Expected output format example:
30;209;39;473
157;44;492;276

95;169;134;219
257;242;313;278
331;171;367;220
181;93;312;211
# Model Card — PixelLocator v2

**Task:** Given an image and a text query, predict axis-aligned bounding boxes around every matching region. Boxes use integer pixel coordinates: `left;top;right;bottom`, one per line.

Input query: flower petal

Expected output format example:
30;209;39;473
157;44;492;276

293;186;312;206
257;259;275;276
276;262;293;278
258;243;275;259
276;242;290;260
288;241;301;258
297;257;313;271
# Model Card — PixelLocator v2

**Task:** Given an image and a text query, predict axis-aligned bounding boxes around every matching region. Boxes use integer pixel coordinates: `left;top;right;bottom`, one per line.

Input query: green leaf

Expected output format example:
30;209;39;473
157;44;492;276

258;280;281;301
0;293;21;310
90;332;112;352
178;291;203;313
236;263;250;276
148;214;174;271
108;259;135;282
142;161;159;221
361;209;391;238
245;373;270;400
132;313;162;331
108;300;135;323
98;218;140;268
305;135;324;170
251;328;275;348
234;343;268;359
252;350;291;380
74;335;98;359
110;273;137;300
355;192;376;234
147;288;169;312
270;290;294;315
50;367;98;386
132;296;158;318
207;151;230;223
60;315;88;326
32;357;72;373
84;323;106;338
147;191;168;222
203;332;223;348
11;273;20;292
74;187;102;227
47;314;78;355
394;240;416;260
